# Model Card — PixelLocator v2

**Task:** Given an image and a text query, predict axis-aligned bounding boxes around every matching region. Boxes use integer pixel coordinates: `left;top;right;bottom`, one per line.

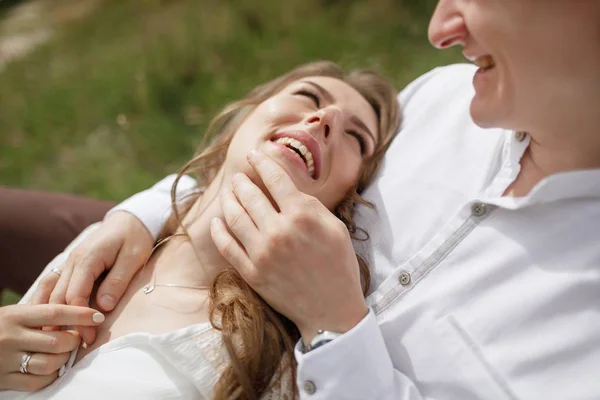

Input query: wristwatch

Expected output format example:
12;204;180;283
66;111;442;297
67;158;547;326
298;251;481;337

302;329;343;353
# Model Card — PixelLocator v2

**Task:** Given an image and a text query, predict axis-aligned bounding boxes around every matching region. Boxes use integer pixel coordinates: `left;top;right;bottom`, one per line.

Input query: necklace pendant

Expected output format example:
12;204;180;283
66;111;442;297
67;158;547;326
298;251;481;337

142;284;155;294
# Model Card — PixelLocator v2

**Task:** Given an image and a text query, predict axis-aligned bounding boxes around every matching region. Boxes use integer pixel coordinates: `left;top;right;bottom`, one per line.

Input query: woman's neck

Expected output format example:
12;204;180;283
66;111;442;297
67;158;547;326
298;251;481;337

148;172;233;289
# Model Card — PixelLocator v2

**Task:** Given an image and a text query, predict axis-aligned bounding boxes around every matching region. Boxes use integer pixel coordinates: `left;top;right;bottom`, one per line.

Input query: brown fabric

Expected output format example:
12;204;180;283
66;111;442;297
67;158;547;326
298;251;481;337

0;188;116;296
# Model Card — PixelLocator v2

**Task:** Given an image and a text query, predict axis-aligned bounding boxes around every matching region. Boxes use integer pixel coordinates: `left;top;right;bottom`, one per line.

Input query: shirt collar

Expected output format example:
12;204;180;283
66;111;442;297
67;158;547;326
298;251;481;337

482;132;600;209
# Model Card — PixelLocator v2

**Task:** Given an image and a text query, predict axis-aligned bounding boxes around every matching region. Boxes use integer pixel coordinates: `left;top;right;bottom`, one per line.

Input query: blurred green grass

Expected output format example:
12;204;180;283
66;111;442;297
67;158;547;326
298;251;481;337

1;290;21;305
1;0;461;199
1;0;461;305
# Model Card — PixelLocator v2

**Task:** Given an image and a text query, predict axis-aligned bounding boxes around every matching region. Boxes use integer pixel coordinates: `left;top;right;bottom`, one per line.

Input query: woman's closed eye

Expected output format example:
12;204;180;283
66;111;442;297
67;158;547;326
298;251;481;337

295;88;367;155
295;89;320;108
346;130;366;155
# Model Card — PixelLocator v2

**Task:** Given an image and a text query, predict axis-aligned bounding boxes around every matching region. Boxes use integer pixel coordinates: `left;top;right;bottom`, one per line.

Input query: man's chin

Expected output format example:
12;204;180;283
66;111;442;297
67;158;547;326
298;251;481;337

469;100;504;130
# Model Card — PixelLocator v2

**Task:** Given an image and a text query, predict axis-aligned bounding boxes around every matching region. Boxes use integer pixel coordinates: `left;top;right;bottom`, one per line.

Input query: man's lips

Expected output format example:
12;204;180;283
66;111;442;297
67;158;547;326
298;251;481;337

270;130;322;180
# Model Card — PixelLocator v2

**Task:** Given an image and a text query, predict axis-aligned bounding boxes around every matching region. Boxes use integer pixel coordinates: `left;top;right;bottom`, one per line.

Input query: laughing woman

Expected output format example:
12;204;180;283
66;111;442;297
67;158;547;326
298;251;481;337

1;61;400;400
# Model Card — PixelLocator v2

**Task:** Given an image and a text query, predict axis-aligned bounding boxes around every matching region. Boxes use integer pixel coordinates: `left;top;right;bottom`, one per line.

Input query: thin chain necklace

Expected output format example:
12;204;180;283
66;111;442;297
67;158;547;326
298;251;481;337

141;233;211;294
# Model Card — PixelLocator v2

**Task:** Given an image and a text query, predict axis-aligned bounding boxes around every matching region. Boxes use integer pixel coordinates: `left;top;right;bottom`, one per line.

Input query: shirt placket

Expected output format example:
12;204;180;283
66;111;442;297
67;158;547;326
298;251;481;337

370;201;497;315
369;131;529;315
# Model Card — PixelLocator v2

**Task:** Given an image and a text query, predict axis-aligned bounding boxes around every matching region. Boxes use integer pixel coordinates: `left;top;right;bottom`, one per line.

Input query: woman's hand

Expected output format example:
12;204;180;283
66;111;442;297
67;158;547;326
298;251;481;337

210;150;368;342
0;304;104;392
30;211;154;345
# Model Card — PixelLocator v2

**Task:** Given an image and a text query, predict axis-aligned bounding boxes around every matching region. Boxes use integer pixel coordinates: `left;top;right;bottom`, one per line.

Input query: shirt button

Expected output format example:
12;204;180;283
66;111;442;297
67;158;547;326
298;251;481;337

398;271;411;286
471;203;487;217
303;380;317;395
515;131;527;142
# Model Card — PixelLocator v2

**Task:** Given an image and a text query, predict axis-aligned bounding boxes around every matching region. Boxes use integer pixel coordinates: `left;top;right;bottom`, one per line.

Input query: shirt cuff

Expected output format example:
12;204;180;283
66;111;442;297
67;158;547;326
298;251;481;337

106;174;198;241
294;309;394;399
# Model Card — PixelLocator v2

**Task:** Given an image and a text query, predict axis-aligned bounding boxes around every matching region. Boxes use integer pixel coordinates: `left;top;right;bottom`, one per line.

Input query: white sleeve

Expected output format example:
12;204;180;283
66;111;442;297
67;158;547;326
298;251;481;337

106;174;198;241
294;310;423;400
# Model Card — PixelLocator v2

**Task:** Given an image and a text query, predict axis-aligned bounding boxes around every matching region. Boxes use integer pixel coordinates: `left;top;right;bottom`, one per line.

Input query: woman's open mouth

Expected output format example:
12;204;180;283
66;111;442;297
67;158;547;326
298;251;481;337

270;131;321;180
273;137;315;178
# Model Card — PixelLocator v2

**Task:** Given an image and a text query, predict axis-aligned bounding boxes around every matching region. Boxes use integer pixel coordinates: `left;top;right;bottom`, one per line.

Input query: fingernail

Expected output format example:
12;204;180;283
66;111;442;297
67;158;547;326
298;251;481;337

92;312;105;324
247;149;258;161
100;294;116;310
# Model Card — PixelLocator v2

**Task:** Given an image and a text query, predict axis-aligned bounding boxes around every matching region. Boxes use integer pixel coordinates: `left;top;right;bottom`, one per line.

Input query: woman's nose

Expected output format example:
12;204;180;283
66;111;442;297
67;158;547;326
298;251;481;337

428;0;467;49
306;107;340;140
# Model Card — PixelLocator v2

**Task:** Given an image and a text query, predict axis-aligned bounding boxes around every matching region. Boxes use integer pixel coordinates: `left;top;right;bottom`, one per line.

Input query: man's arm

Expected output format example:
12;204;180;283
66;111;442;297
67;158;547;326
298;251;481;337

31;174;197;345
106;174;198;240
295;310;423;400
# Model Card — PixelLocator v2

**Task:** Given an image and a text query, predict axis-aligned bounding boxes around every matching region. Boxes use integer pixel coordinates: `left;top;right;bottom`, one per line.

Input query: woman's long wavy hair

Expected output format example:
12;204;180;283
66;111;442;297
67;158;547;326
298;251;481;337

163;61;401;399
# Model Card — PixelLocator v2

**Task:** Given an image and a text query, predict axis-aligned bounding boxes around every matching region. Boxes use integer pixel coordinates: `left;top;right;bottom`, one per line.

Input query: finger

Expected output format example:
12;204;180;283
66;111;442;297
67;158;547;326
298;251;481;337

63;250;109;311
219;187;260;247
231;173;278;231
68;297;97;346
247;149;301;212
48;261;74;306
210;217;255;278
1;372;57;392
18;351;70;376
92;246;143;312
19;329;82;354
45;262;74;332
29;269;61;305
13;304;105;328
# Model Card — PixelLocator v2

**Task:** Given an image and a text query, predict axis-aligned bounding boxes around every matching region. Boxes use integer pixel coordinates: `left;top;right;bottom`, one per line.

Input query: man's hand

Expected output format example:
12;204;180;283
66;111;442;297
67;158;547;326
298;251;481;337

0;304;104;392
30;211;154;345
210;150;368;342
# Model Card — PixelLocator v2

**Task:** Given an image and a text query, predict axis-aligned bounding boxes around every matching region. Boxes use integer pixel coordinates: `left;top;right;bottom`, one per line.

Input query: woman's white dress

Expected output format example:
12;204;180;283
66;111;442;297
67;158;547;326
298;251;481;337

0;224;292;400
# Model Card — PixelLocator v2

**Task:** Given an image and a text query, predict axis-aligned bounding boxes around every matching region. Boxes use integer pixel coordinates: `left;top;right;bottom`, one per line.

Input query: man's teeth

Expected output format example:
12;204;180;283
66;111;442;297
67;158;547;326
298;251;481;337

474;55;495;70
274;137;315;177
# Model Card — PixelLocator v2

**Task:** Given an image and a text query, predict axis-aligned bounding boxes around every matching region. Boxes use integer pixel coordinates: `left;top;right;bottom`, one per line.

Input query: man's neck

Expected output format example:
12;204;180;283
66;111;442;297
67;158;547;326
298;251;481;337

504;128;600;198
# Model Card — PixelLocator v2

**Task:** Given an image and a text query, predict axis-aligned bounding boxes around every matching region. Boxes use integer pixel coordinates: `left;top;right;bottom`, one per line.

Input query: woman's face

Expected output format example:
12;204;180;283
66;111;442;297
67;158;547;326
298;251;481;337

224;76;379;211
428;0;600;133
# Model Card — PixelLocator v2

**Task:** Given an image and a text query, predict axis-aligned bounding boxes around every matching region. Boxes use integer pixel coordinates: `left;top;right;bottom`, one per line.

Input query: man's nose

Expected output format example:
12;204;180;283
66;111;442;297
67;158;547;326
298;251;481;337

428;0;467;49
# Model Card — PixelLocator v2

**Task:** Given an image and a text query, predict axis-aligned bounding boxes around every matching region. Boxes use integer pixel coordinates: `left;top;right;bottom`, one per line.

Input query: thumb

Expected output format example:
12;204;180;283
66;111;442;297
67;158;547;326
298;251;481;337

95;247;146;312
65;253;111;311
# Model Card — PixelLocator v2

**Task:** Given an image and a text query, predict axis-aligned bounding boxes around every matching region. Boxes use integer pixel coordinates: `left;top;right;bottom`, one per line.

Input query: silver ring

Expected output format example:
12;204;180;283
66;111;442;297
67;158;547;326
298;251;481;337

19;352;33;374
49;267;62;277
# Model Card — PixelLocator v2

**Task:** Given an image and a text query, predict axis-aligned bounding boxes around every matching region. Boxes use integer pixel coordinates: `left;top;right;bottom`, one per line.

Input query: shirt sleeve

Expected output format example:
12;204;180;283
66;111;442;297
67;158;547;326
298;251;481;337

294;309;424;400
105;174;198;240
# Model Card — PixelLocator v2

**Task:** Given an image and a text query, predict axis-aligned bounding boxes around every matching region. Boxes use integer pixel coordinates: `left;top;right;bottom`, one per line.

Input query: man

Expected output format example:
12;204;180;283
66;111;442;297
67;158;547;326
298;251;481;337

6;0;600;398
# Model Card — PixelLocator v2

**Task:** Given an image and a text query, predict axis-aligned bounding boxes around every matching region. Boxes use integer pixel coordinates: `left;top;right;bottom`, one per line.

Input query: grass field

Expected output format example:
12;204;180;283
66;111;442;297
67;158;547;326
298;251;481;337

0;0;462;305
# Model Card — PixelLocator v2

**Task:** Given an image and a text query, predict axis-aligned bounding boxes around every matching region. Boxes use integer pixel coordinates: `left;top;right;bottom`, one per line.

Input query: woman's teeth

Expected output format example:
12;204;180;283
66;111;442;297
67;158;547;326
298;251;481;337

274;137;315;177
475;55;495;71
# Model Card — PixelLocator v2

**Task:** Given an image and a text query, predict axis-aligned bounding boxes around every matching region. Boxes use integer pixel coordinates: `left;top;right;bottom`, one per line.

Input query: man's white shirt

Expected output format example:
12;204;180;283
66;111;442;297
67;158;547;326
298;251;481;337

112;64;600;400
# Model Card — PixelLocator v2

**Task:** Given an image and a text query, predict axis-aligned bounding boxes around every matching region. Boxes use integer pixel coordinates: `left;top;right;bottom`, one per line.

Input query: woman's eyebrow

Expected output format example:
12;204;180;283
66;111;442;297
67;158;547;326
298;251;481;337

301;80;376;145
